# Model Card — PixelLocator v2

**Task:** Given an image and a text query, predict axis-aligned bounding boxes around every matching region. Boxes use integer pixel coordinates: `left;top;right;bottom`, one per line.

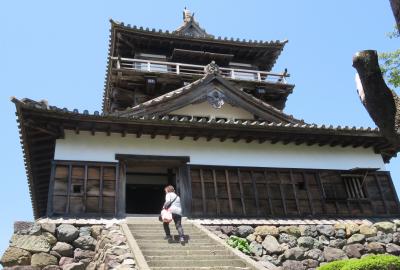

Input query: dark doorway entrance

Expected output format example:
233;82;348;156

116;154;190;216
125;169;175;214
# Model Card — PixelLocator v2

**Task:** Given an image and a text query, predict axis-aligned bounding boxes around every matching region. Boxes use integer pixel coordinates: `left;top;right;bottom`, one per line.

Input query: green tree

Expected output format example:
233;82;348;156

379;27;400;88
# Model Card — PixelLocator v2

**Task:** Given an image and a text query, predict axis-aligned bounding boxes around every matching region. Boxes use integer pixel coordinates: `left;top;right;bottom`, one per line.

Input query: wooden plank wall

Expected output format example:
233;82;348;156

50;161;118;216
190;166;400;217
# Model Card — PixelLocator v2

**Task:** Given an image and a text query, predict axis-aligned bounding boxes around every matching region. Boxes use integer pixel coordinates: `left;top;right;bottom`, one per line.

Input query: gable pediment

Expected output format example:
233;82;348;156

170;101;255;120
115;74;301;124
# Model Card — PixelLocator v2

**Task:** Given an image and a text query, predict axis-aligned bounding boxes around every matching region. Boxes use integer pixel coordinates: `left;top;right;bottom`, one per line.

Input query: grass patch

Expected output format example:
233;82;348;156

318;255;400;270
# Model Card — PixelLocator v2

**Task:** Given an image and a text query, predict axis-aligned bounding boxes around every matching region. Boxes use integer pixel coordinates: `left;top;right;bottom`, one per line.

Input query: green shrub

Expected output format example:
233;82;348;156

318;259;354;270
227;235;251;254
318;255;400;270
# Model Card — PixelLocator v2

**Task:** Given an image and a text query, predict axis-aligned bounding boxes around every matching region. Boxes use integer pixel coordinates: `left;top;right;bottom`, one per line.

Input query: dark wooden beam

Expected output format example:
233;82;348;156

233;136;241;143
30;136;54;143
24;121;59;137
245;137;254;143
165;129;171;140
151;129;157;139
258;138;267;144
135;128;142;138
270;137;280;144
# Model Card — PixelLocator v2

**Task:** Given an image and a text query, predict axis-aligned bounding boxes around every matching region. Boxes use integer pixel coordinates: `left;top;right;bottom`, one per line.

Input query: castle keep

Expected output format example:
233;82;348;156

13;10;400;220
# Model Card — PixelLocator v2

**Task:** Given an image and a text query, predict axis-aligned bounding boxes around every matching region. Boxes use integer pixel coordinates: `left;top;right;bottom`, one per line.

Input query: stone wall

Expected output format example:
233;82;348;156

206;220;400;270
0;222;137;270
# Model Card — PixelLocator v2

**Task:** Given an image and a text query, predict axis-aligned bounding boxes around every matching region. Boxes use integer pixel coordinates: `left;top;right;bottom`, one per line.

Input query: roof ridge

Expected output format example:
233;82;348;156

109;18;288;46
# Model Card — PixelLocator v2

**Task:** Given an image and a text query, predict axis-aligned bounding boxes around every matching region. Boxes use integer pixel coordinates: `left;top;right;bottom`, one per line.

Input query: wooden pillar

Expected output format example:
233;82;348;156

302;172;315;215
99;166;104;214
66;164;72;214
250;171;261;217
238;169;247;216
276;171;287;216
264;170;273;216
316;172;327;214
46;162;56;217
289;170;301;215
225;169;234;214
199;169;207;215
374;174;389;214
179;165;192;217
212;170;221;215
117;161;126;217
114;163;120;216
83;164;88;213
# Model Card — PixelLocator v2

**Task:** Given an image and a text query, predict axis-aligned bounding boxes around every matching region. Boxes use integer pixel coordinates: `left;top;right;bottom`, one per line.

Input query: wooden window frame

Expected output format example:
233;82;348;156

47;160;119;217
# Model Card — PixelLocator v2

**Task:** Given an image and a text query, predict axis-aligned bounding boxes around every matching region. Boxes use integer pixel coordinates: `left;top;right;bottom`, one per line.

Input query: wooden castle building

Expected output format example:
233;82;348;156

14;10;400;220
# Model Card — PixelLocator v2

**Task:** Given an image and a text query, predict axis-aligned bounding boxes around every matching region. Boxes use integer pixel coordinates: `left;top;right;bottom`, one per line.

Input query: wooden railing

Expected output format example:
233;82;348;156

111;57;289;84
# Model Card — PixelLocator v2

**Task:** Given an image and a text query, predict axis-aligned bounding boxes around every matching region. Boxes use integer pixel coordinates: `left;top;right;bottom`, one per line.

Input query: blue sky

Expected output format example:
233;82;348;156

0;0;398;258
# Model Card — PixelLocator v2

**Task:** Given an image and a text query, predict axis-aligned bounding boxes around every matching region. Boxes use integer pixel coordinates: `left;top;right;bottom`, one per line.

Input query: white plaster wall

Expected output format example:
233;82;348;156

54;130;386;170
170;101;254;119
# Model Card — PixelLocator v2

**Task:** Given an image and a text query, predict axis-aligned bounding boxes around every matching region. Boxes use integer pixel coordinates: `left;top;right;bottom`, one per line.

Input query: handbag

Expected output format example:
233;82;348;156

161;208;173;223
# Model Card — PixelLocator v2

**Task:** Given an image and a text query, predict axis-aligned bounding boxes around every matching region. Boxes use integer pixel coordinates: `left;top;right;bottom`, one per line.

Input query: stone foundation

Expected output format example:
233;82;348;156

205;220;400;270
0;221;137;270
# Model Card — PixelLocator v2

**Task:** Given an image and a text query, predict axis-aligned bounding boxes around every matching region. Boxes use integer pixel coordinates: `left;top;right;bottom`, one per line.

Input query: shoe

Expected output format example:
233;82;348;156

164;235;172;240
179;236;185;243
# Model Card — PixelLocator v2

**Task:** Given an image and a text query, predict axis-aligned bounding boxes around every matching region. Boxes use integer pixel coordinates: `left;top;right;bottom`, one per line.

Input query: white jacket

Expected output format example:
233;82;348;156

164;192;182;216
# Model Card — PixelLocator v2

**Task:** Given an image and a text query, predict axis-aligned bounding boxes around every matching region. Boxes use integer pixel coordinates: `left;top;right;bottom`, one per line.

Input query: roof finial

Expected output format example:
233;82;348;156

183;7;193;23
204;61;221;75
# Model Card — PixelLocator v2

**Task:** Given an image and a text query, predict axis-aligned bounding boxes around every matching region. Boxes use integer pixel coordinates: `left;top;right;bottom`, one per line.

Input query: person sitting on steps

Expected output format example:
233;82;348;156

162;185;185;243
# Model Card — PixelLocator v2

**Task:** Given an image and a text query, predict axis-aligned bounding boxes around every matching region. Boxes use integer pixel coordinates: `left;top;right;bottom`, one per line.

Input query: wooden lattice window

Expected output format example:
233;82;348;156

342;175;366;199
50;161;118;216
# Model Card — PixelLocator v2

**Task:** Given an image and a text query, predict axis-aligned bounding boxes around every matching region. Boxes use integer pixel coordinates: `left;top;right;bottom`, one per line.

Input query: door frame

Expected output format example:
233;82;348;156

115;154;191;217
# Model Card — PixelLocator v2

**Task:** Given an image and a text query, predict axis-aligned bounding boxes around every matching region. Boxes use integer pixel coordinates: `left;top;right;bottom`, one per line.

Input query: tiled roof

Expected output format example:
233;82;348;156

110;19;288;47
13;97;380;134
114;74;300;124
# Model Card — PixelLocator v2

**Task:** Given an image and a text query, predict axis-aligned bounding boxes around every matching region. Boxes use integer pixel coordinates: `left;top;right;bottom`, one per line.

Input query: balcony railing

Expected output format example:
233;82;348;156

111;57;289;84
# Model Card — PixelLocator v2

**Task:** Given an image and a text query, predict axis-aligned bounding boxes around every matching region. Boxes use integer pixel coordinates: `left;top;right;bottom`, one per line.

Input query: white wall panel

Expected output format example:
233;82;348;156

55;130;386;170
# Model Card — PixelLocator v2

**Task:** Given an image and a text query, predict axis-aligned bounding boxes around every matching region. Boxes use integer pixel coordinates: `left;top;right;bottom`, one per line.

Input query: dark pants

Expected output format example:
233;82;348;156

163;213;184;237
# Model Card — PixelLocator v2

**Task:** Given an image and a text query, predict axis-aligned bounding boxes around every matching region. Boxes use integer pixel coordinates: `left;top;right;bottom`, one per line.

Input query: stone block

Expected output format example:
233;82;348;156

10;235;50;253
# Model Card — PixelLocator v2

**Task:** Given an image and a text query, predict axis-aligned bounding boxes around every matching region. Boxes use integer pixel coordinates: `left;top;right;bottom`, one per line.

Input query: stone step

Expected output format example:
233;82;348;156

145;255;238;261
139;249;232;256
130;229;200;235
136;239;214;245
139;245;224;251
147;259;247;268
133;234;205;240
131;231;201;236
137;242;219;248
128;224;197;228
128;226;199;231
128;224;196;229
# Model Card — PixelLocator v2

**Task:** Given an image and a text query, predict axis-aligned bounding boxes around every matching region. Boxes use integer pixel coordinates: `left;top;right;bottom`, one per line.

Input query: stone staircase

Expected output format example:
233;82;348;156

125;218;258;270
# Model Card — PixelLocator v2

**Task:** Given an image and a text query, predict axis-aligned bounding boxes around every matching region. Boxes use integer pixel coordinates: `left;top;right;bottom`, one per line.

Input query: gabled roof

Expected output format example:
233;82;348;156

173;8;214;38
113;69;302;124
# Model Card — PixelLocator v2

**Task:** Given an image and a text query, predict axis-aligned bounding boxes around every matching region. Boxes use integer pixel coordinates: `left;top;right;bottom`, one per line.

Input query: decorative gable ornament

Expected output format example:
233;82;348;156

207;89;225;109
204;61;221;75
173;8;214;39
